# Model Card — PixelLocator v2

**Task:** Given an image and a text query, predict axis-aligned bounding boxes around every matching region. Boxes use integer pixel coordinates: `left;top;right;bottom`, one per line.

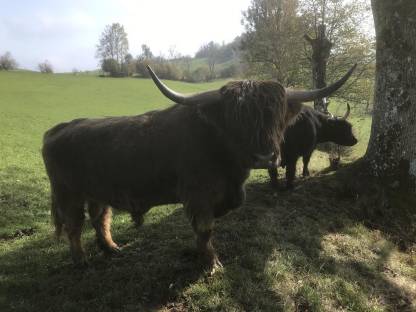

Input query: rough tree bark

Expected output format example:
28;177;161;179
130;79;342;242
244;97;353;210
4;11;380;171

366;0;416;190
305;23;337;167
305;24;333;112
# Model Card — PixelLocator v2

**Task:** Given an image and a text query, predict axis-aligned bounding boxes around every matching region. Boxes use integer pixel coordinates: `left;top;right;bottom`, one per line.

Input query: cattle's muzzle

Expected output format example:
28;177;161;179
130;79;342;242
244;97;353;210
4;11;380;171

252;152;281;169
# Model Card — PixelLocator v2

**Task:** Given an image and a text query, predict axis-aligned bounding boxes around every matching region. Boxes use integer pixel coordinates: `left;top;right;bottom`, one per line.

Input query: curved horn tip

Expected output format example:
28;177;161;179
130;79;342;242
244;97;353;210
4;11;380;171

286;64;358;104
343;103;351;120
146;64;154;74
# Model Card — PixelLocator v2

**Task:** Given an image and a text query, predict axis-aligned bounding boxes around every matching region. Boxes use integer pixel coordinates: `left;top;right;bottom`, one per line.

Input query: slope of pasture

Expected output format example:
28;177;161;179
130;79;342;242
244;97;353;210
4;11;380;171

0;71;415;312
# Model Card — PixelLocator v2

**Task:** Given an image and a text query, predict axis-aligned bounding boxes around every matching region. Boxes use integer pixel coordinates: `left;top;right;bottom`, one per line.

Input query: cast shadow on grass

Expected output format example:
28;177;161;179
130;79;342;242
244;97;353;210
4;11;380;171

237;163;416;311
0;166;49;238
2;162;415;311
2;206;206;311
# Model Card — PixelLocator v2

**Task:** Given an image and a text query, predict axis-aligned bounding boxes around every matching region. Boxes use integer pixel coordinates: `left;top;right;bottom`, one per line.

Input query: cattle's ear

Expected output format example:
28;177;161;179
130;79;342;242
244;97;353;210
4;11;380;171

197;100;224;130
286;101;302;125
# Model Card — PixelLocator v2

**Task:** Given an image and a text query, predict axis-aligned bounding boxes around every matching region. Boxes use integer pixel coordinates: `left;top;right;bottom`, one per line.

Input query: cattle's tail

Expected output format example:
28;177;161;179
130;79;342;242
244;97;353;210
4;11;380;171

51;192;63;237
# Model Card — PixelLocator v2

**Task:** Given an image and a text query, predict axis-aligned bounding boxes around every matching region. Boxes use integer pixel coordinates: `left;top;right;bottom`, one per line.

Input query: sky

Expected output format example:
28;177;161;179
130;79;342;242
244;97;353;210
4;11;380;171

0;0;252;72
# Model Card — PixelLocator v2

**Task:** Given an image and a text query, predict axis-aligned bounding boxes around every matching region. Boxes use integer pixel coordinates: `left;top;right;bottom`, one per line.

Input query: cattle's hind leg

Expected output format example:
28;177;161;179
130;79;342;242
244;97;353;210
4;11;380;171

61;197;87;266
130;204;151;228
88;202;120;255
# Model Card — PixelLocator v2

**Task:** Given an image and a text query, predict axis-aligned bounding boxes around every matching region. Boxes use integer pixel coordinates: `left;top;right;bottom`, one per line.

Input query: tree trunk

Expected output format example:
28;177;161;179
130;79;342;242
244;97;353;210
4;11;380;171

305;24;333;112
366;0;416;190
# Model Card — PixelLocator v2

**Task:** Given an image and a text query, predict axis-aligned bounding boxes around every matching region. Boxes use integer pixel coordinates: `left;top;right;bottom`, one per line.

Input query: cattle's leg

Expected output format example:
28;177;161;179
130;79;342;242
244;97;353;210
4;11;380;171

268;168;279;189
62;197;87;265
302;153;312;177
50;183;87;265
186;203;222;275
285;158;297;190
130;204;151;227
194;220;222;275
88;202;120;254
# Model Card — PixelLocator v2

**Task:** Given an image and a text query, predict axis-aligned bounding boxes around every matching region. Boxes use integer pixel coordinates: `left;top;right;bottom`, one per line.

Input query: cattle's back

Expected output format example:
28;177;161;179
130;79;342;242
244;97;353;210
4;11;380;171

42;105;233;205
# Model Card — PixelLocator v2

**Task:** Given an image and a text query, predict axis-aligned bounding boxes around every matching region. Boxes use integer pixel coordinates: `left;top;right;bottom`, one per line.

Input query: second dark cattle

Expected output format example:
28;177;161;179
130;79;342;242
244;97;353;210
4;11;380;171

268;104;358;189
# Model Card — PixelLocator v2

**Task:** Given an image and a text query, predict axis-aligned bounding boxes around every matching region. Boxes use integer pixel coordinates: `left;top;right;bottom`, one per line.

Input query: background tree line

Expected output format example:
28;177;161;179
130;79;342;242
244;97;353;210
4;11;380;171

96;23;242;82
97;0;374;112
0;51;54;74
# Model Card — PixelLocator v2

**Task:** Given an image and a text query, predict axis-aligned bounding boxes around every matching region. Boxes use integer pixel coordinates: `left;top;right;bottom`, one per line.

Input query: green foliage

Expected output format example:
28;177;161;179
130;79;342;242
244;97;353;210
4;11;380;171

241;0;306;84
241;0;375;110
101;58;121;76
140;44;153;59
0;52;18;70
193;38;242;80
219;64;240;79
38;60;53;74
136;58;183;81
189;67;211;82
195;39;240;64
96;23;129;77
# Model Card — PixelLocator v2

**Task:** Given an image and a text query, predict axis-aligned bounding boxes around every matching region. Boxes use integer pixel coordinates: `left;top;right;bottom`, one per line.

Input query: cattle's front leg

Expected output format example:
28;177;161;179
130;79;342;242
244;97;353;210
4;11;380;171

186;204;222;275
195;226;223;275
268;167;279;189
285;158;297;190
302;153;312;177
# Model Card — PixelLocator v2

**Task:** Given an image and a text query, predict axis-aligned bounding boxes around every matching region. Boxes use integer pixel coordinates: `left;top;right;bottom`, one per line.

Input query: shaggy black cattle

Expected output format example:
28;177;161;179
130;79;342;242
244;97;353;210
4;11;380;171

42;65;355;273
268;103;358;189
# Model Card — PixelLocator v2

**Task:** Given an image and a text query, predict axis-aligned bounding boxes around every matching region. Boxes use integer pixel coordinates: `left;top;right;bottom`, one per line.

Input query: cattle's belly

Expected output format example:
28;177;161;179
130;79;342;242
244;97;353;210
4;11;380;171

82;173;180;211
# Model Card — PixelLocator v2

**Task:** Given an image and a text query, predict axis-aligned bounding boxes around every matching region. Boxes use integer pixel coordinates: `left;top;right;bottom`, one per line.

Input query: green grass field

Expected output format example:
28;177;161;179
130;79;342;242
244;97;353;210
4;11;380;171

0;71;415;311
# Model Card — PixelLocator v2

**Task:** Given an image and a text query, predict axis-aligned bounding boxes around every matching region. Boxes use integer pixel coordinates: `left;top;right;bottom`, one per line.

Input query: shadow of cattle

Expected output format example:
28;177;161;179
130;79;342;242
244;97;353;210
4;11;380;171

1;162;415;311
0;166;50;238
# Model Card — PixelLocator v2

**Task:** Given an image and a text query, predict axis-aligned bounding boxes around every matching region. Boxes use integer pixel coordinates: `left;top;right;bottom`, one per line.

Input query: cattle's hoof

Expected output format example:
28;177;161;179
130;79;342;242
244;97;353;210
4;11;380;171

285;184;295;191
103;245;121;256
131;215;144;228
270;181;279;190
73;256;89;269
98;240;121;256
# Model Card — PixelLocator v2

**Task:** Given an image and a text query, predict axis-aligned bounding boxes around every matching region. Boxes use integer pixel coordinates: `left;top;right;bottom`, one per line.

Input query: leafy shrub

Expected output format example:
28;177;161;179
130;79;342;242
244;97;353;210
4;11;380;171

188;67;210;82
101;59;123;77
220;64;239;78
136;59;182;80
38;61;53;74
0;52;18;70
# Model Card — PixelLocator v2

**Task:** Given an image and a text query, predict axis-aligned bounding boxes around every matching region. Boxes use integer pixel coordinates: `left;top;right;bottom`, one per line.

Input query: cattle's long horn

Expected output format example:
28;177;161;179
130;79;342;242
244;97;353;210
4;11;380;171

286;64;357;104
146;65;221;105
342;103;351;120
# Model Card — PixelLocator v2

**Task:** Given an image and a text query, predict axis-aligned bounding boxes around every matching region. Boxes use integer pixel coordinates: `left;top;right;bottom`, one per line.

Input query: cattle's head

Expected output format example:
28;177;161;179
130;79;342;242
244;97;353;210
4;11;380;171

146;64;356;169
147;66;300;169
323;103;358;146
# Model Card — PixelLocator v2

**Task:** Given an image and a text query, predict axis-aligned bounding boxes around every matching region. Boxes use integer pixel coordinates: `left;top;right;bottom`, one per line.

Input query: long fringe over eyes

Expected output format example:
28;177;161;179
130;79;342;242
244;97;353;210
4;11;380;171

220;80;287;152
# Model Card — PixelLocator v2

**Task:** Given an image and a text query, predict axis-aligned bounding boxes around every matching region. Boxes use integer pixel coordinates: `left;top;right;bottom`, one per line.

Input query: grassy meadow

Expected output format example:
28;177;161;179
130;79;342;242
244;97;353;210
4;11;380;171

0;71;415;311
